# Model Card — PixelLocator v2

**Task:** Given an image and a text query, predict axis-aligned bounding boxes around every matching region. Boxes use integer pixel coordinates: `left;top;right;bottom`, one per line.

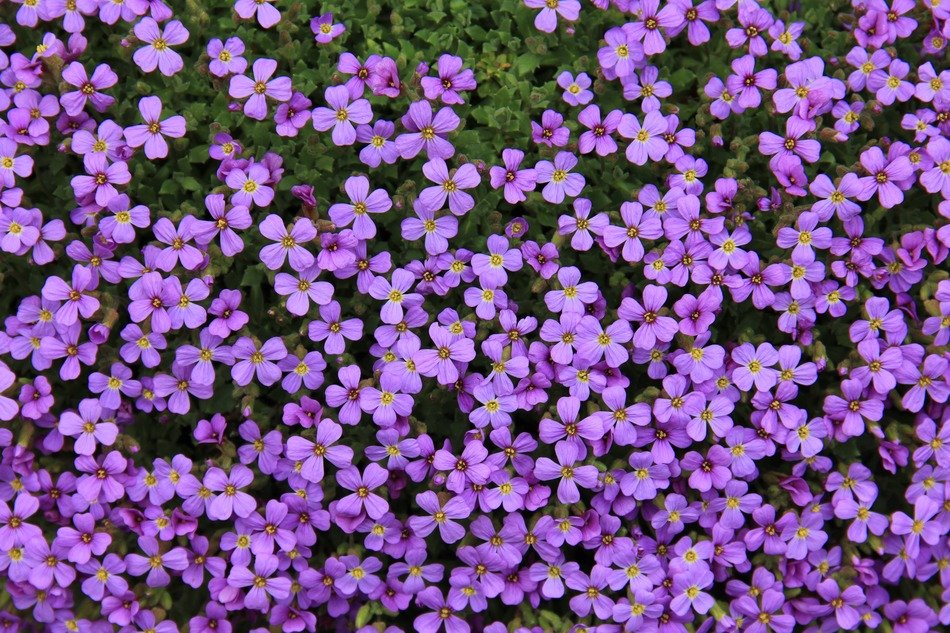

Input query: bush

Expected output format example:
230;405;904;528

0;0;947;631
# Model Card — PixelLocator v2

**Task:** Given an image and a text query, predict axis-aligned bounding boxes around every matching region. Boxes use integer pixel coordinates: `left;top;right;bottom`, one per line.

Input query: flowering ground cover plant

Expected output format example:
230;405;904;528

0;0;948;631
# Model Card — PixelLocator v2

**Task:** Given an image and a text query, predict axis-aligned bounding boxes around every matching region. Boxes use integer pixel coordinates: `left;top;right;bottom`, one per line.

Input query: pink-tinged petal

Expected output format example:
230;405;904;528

229;75;257;99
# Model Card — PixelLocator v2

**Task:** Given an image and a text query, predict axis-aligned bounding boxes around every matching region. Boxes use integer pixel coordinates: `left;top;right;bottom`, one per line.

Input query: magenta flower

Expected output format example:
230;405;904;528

70;153;131;207
60;62;117;115
229;58;292;121
856;146;913;209
421;54;476;105
41;264;100;326
133;18;188;76
488;148;537;203
123;96;186;160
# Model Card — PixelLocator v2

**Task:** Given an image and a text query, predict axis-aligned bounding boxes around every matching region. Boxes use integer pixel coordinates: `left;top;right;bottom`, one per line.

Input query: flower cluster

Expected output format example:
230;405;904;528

0;0;947;632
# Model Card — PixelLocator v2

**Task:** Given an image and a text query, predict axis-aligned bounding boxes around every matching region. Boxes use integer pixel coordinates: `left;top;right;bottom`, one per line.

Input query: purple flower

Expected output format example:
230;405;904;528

88;363;141;409
328;175;391;239
41;264;100;326
60;62;117;115
557;71;593;106
235;0;281;28
414;586;470;633
489;148;537;203
207;37;247;77
231;336;287;387
275;269;333;317
0;493;41;549
75;450;127;503
535;151;585;204
618;111;669;165
285;420;353;483
70;153;130;207
125;535;188;587
124;96;186;158
577;105;623;156
258;215;315;270
533;441;599;503
133;18;188;76
175;329;234;385
401;199;458;255
433;440;491;494
369;268;421;325
524;0;580;33
205;464;256;520
627;0;680;55
531;109;570;147
227;554;291;610
408;491;471;544
312;85;372;146
673;288;718;335
419;159;480;216
335;463;389;519
229;58;292;121
598;26;642;78
356;119;399;167
310;13;345;44
421;54;476;105
396;100;459;160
